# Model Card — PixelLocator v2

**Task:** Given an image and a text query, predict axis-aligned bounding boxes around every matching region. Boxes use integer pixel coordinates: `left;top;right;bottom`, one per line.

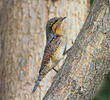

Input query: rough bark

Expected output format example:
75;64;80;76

0;0;89;100
43;0;110;100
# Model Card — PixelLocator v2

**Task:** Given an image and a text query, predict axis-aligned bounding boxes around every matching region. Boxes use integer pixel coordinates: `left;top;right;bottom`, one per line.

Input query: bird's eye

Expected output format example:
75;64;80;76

51;22;53;25
50;22;53;27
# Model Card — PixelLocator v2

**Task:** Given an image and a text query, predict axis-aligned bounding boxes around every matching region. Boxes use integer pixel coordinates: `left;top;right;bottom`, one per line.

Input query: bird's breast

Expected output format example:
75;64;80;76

52;38;66;62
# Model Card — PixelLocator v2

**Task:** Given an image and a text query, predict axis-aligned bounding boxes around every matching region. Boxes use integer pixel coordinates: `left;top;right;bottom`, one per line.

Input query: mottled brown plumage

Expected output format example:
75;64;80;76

32;17;66;93
39;35;61;73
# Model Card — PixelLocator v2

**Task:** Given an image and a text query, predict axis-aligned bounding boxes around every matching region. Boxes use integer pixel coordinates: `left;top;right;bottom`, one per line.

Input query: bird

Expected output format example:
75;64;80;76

32;17;67;94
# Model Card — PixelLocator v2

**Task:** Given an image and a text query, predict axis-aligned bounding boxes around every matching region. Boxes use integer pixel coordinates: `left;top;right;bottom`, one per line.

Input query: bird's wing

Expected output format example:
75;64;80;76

39;35;61;73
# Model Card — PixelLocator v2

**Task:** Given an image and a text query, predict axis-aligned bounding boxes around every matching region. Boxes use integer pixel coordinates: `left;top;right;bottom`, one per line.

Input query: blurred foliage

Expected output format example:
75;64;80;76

90;0;94;7
94;72;110;100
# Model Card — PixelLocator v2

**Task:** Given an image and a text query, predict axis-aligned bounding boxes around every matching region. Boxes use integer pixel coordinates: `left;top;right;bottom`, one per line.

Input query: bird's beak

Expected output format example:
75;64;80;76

60;17;66;22
57;17;66;26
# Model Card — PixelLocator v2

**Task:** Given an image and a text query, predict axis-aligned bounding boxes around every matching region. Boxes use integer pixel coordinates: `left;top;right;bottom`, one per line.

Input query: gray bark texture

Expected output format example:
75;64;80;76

43;0;110;100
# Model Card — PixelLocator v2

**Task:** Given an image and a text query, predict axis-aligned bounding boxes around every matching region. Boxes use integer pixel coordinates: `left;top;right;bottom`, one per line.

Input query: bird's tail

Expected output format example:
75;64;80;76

32;74;42;94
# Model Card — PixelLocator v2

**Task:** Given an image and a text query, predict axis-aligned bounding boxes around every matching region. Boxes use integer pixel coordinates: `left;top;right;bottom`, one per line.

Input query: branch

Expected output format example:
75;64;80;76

43;0;110;99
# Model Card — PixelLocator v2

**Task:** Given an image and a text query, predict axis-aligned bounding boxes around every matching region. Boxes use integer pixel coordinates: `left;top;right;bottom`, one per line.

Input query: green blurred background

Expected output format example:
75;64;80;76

94;72;110;100
90;1;110;100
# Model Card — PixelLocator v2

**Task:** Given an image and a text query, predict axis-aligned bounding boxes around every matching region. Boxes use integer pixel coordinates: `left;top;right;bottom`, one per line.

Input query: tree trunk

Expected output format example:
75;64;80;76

43;0;110;100
0;0;89;100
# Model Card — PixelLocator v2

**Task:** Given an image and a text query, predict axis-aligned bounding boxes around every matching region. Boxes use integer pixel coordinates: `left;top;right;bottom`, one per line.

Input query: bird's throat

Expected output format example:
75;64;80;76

52;24;63;35
56;26;63;35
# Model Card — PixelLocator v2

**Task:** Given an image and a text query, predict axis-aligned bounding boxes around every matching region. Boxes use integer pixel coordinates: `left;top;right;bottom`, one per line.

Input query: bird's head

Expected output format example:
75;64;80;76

46;17;66;36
